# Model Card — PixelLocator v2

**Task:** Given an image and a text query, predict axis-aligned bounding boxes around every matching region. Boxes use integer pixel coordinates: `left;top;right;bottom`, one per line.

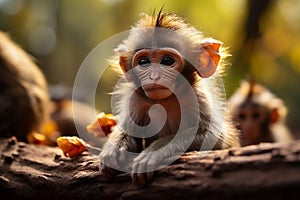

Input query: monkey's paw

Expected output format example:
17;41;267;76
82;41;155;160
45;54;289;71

99;145;129;181
99;164;117;181
99;145;120;180
131;151;164;187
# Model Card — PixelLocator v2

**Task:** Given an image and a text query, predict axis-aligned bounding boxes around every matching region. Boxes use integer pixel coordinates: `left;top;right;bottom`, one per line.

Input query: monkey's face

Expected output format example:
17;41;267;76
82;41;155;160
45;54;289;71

234;103;269;145
117;29;222;100
131;48;184;100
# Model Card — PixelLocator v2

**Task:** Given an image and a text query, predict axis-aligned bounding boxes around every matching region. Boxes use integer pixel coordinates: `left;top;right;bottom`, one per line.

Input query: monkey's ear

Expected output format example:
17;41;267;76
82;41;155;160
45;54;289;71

119;56;128;73
270;108;280;123
115;44;130;73
197;40;222;78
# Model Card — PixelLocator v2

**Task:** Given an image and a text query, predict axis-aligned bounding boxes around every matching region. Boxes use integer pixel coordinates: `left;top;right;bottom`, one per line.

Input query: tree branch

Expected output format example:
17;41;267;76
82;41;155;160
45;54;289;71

1;137;300;200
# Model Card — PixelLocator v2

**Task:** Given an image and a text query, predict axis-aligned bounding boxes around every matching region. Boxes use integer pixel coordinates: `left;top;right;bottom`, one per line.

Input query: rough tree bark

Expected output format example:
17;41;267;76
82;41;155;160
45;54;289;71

1;137;300;200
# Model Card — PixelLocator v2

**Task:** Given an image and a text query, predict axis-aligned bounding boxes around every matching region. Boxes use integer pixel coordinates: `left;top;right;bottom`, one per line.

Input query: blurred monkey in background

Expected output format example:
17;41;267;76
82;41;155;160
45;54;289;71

229;80;293;146
0;31;99;146
0;31;50;142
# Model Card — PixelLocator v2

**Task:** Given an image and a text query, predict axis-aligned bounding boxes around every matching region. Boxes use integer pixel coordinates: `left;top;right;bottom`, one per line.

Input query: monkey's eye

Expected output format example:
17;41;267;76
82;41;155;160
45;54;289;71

252;112;260;120
161;56;175;66
138;58;151;67
238;113;246;121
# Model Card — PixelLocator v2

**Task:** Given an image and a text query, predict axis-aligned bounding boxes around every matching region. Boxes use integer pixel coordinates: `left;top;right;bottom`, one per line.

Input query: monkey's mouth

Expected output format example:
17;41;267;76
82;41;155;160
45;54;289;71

143;84;169;91
142;84;173;100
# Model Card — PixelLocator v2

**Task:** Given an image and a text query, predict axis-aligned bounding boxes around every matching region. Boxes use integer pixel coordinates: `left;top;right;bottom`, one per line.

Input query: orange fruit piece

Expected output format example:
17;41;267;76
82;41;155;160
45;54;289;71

87;112;116;138
56;136;86;157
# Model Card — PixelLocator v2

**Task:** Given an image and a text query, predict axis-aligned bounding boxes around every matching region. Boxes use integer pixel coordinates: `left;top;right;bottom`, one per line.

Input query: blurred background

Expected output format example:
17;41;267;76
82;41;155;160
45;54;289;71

0;0;300;139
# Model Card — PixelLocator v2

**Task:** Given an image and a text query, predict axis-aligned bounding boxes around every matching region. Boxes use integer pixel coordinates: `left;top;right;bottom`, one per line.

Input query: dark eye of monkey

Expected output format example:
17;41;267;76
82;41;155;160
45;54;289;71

238;113;246;121
161;56;175;66
252;112;260;120
138;58;151;67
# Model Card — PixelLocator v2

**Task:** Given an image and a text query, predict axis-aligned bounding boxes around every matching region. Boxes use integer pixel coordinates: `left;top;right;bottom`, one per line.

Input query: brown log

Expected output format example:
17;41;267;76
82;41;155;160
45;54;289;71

1;137;300;200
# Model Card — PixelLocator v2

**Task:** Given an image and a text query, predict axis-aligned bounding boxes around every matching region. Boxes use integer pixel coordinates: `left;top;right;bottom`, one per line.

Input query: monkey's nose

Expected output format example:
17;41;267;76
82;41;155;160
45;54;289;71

150;72;160;80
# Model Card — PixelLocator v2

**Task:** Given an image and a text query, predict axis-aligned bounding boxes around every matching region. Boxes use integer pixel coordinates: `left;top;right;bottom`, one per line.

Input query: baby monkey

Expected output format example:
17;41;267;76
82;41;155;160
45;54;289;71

99;11;240;186
229;80;293;146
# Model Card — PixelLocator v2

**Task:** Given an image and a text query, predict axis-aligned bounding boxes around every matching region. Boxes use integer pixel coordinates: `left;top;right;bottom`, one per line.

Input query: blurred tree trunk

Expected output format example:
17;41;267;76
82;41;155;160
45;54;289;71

1;137;300;200
241;0;274;59
227;0;275;94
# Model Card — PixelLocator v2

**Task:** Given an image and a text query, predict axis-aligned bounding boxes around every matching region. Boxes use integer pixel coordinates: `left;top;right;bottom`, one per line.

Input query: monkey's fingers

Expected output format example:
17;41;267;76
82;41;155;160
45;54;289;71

131;173;138;186
139;173;147;187
101;166;117;181
139;161;155;184
131;173;148;187
146;171;154;182
131;161;139;186
132;162;145;186
131;172;154;187
131;159;155;186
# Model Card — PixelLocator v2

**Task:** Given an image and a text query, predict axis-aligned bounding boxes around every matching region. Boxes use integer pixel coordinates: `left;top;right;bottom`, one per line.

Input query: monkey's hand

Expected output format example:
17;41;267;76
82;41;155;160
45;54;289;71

131;135;180;187
99;143;121;181
99;131;137;181
131;128;200;186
